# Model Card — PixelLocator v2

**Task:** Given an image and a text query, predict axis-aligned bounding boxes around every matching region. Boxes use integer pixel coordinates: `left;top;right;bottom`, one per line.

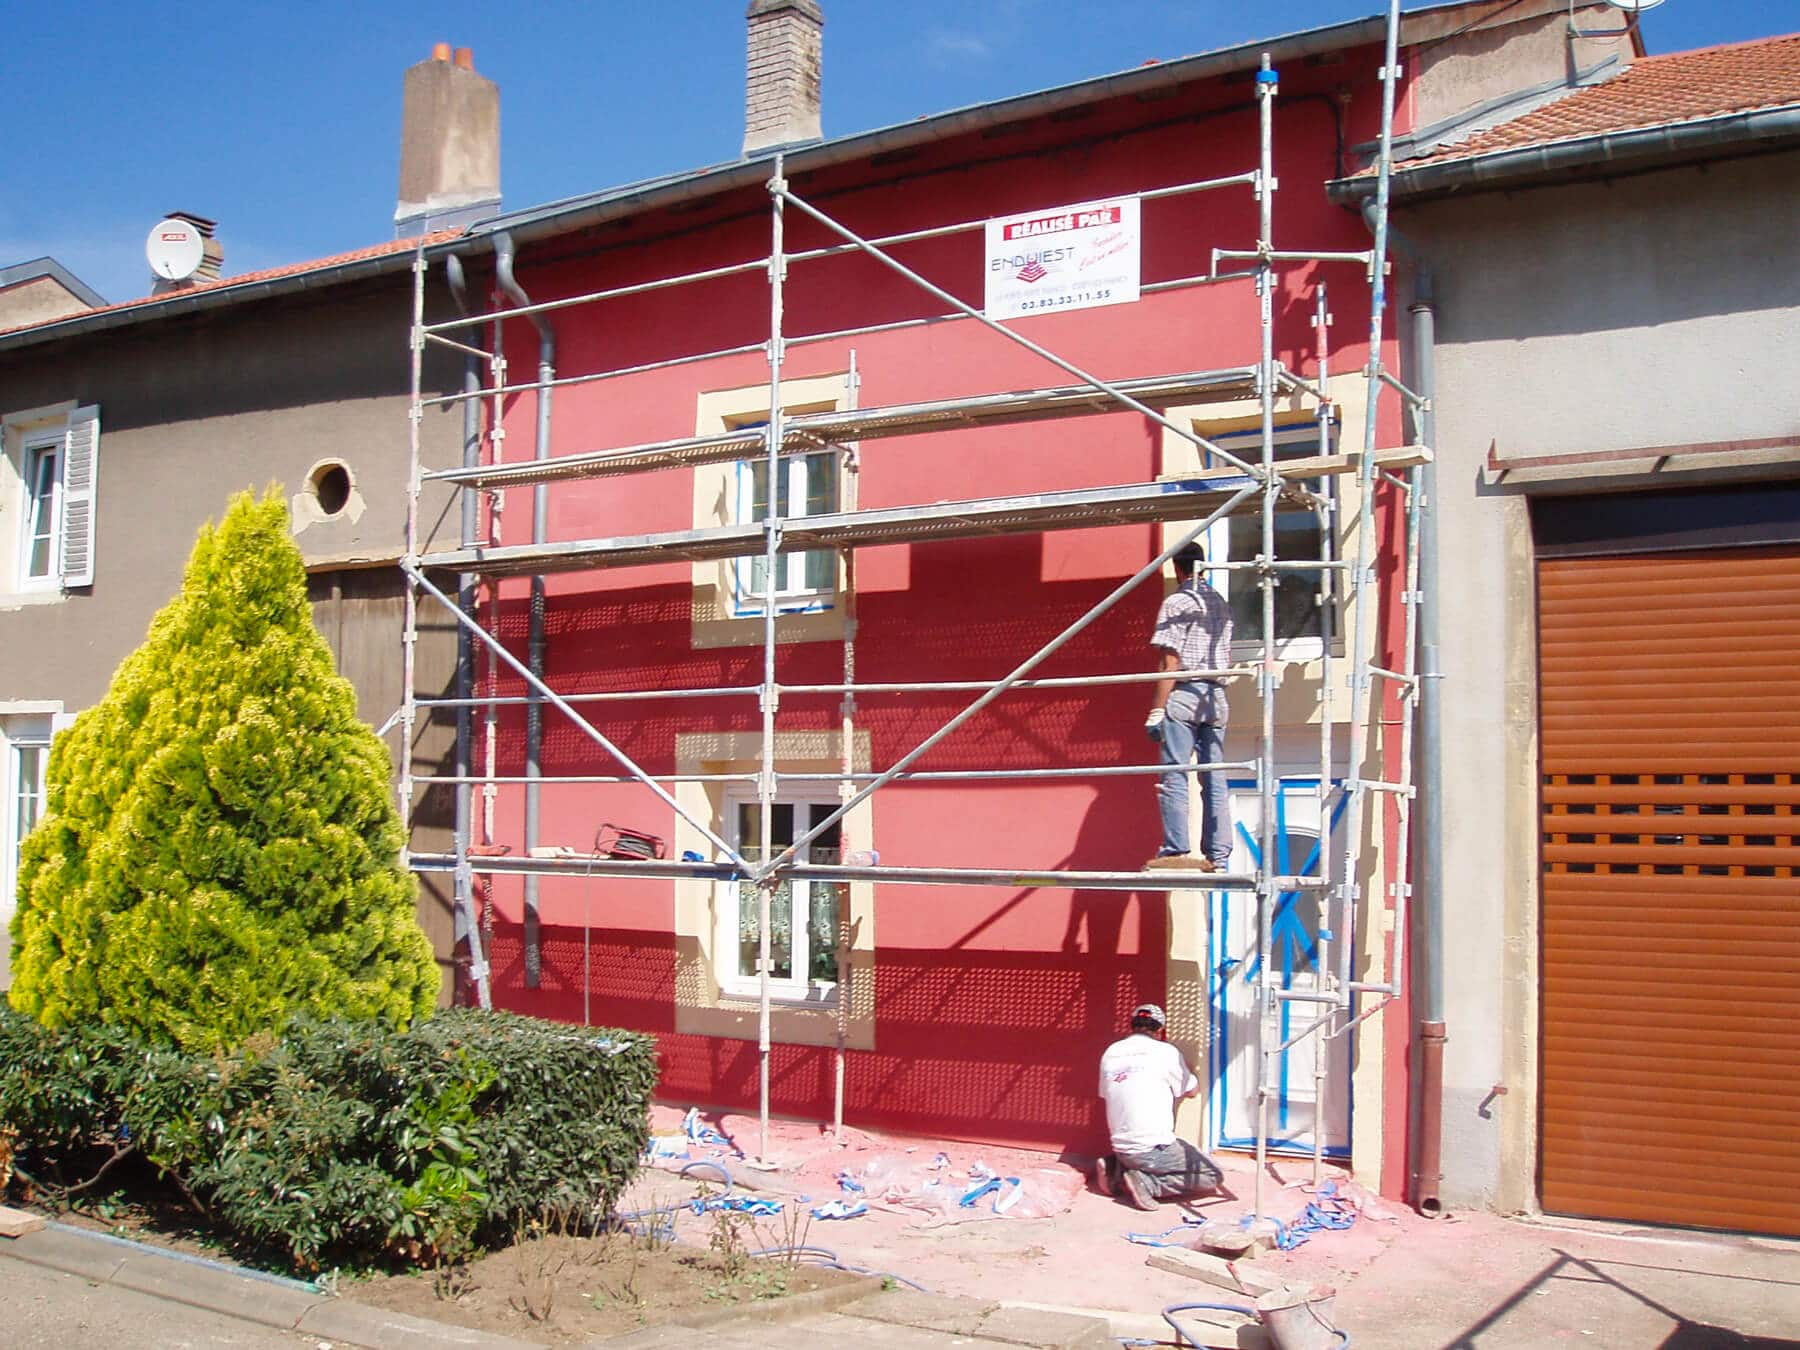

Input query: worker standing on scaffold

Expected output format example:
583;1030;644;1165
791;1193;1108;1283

1144;541;1234;872
1097;1003;1225;1210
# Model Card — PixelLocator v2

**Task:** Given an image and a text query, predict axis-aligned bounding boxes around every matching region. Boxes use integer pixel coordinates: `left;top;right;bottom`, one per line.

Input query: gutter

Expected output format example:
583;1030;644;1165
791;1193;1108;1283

493;232;558;992
1374;203;1447;1219
1330;103;1800;203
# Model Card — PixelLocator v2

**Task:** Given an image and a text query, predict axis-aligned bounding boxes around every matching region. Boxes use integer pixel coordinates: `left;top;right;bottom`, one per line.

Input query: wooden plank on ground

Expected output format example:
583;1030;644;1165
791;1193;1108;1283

0;1206;46;1238
1145;1245;1281;1296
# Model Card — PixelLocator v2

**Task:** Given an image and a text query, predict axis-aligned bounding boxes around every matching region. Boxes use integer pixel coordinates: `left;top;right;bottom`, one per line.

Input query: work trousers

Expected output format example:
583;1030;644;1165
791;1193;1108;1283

1115;1139;1225;1202
1156;716;1231;865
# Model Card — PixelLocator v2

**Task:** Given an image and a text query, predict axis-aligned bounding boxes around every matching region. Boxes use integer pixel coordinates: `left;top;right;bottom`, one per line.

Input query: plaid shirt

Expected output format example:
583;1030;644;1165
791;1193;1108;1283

1151;578;1233;726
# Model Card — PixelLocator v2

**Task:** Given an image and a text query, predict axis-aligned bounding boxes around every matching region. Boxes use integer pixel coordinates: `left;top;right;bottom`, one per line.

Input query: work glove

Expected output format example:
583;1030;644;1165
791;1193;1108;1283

1145;706;1167;740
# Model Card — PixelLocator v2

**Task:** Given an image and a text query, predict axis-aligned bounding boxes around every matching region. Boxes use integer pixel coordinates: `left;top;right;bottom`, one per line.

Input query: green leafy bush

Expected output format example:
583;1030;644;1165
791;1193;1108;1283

0;1006;658;1272
8;490;438;1050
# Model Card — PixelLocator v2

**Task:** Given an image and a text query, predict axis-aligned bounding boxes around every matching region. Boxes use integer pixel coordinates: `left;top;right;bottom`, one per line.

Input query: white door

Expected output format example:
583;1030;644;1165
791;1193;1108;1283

1207;777;1351;1157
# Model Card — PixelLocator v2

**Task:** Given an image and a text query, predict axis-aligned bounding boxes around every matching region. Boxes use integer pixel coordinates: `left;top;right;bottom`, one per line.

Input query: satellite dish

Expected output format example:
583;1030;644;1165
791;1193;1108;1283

146;217;205;281
1603;0;1665;10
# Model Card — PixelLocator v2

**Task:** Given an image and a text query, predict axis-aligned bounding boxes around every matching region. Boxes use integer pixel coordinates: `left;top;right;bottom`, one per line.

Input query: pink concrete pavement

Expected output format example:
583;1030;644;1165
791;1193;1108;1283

632;1105;1800;1347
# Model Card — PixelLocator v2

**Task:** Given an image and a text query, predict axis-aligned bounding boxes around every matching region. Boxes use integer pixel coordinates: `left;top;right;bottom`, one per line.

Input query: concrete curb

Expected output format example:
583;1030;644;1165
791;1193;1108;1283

0;1223;538;1350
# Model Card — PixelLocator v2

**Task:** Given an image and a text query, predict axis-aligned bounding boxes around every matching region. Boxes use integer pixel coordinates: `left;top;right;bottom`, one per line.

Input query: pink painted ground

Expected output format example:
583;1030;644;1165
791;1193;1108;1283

623;1106;1800;1347
627;1105;1404;1328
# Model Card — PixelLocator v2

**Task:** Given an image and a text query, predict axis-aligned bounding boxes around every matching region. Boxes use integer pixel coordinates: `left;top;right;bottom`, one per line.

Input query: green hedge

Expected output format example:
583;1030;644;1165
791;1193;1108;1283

0;1007;657;1271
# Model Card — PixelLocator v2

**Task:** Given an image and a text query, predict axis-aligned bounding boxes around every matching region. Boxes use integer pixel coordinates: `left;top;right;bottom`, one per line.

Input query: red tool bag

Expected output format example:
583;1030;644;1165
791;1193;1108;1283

593;823;667;861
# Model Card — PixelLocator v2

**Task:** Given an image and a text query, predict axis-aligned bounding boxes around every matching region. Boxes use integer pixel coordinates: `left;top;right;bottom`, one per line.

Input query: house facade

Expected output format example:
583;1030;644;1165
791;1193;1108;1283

1337;32;1800;1234
403;0;1635;1199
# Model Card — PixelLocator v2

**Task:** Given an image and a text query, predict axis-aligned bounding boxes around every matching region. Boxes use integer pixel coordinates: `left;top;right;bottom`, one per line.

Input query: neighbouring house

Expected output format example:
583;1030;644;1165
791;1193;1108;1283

0;259;106;330
1331;30;1800;1236
0;47;503;995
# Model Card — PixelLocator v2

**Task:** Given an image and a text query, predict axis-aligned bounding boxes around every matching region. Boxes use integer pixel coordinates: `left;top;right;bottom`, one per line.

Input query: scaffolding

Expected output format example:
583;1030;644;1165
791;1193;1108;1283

398;1;1424;1225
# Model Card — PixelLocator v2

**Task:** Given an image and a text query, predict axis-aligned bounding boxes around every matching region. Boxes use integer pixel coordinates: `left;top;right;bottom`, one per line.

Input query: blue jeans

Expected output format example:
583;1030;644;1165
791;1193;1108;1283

1156;717;1231;865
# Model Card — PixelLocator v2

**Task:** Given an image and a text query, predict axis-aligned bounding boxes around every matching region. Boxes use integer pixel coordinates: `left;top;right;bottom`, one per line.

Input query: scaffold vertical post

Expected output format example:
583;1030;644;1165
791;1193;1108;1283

1252;51;1280;1227
1312;280;1335;1189
757;153;789;1165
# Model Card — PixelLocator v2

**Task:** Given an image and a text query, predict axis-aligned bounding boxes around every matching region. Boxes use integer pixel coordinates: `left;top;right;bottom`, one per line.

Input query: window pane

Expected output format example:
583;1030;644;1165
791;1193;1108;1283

25;450;57;579
802;452;836;516
14;744;45;845
737;879;794;981
1275;829;1323;976
1225;502;1328;643
808;882;846;983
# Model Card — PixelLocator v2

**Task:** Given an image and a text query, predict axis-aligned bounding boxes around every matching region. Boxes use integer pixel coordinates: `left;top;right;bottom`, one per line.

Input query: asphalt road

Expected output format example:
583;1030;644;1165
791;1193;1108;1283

0;1257;321;1349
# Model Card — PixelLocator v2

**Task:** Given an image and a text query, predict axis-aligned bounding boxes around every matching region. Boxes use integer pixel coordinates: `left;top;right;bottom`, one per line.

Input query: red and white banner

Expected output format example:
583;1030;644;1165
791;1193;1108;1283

983;195;1140;320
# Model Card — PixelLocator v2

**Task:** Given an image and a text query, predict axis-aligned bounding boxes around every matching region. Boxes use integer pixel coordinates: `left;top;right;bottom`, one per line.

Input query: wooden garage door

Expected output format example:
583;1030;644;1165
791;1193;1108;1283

1538;545;1800;1237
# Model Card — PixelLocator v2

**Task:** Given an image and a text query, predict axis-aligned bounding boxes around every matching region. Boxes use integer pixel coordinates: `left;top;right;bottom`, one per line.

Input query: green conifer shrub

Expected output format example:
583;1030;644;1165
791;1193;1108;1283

8;490;438;1050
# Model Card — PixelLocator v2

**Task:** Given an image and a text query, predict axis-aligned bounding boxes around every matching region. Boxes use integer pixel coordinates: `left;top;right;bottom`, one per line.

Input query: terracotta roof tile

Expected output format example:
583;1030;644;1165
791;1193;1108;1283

0;231;459;341
1400;31;1800;170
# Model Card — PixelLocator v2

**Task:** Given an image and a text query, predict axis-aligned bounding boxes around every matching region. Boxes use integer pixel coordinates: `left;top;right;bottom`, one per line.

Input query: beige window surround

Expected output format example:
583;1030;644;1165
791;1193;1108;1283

690;373;853;650
670;729;876;1050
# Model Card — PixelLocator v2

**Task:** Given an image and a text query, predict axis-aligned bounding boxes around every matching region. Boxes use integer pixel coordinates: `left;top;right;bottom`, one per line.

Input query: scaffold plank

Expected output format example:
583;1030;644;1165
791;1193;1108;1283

418;474;1279;576
405;851;1316;892
424;366;1265;490
417;447;1428;578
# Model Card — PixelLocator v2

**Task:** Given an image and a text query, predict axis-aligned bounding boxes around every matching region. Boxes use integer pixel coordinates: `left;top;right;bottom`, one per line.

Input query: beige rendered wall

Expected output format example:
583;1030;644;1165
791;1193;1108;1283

0;276;97;330
1401;149;1800;1214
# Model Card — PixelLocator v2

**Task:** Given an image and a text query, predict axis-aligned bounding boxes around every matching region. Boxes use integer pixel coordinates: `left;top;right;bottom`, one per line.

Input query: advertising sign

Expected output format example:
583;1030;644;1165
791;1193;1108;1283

983;195;1141;321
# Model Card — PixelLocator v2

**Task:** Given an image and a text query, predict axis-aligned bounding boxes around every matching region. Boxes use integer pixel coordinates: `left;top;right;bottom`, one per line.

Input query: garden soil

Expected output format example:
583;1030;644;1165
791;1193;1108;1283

346;1228;863;1345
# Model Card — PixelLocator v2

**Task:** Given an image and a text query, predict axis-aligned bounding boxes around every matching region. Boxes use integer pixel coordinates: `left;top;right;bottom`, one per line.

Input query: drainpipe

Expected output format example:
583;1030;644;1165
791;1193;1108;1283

444;252;484;1007
494;231;556;989
1364;200;1445;1217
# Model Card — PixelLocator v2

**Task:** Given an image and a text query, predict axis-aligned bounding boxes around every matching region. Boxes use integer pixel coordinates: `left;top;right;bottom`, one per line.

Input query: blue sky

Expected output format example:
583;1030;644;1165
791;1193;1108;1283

7;0;1795;304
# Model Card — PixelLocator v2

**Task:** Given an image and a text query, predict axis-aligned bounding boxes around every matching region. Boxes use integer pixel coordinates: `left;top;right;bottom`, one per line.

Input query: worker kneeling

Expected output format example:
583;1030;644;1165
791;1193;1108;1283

1097;1003;1224;1210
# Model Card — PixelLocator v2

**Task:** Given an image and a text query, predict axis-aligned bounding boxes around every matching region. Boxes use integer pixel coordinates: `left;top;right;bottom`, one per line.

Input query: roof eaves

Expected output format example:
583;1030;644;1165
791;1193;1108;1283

0;243;434;355
1328;101;1800;202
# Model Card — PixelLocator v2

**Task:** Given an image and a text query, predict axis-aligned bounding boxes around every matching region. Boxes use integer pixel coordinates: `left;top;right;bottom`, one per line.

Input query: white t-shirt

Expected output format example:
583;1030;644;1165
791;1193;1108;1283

1099;1033;1198;1153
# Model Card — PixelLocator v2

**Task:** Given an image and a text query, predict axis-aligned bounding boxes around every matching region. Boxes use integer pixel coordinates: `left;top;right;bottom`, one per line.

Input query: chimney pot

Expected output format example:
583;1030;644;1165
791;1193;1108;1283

454;46;473;70
743;0;823;156
432;41;452;62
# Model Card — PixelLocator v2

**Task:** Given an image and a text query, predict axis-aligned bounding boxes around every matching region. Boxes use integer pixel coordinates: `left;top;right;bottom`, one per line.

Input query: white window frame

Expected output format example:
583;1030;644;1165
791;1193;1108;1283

1202;421;1338;660
1;716;53;955
715;786;847;1004
4;402;98;596
730;441;839;617
17;431;64;589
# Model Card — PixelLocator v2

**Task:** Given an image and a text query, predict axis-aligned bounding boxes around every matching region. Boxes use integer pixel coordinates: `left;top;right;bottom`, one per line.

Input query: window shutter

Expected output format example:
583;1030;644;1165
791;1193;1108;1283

59;405;99;588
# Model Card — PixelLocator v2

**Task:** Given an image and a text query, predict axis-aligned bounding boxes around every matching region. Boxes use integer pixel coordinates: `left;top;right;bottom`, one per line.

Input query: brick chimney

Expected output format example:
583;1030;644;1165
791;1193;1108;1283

395;43;501;237
743;0;823;156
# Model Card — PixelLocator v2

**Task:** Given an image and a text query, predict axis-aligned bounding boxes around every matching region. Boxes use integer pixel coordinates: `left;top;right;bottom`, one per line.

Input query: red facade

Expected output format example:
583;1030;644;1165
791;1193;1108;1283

455;45;1412;1168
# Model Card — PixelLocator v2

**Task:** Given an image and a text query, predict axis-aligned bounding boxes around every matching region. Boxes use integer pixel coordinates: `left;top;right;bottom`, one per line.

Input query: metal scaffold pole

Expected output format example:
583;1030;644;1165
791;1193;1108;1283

1311;281;1336;1191
756;154;789;1166
1252;51;1280;1229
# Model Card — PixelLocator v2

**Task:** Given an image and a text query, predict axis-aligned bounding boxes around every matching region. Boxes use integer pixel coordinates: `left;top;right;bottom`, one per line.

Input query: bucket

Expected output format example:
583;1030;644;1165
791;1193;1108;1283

1255;1285;1343;1350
